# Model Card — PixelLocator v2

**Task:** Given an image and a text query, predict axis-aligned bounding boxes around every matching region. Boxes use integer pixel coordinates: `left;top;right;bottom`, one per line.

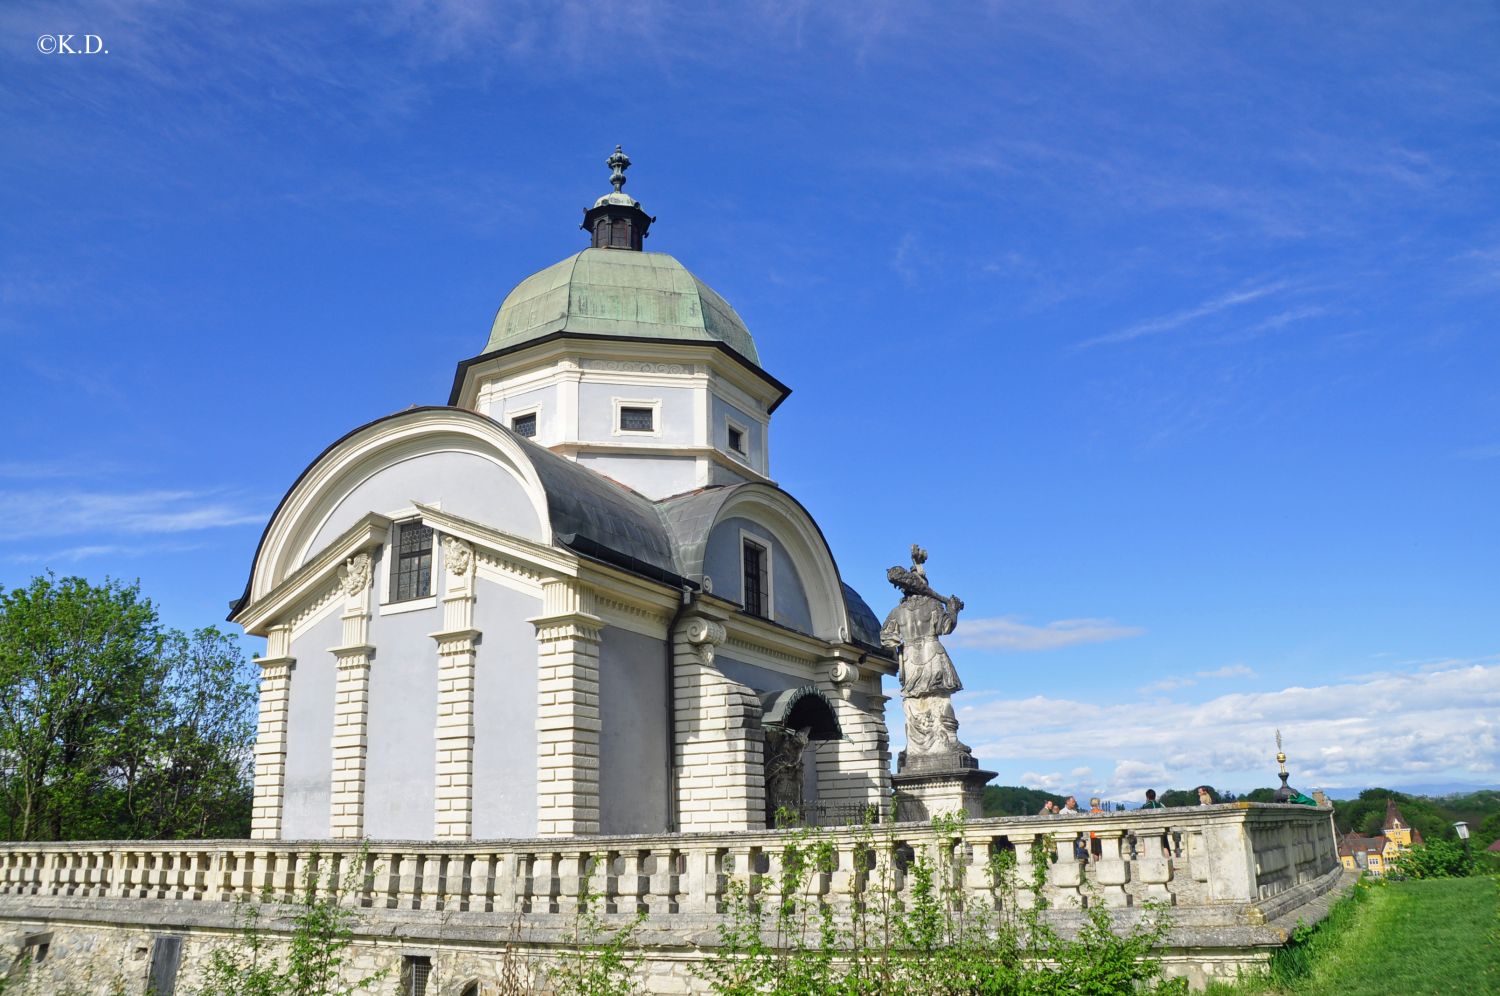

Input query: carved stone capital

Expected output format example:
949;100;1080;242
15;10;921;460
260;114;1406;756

340;553;371;596
829;660;861;685
443;535;474;576
682;617;727;667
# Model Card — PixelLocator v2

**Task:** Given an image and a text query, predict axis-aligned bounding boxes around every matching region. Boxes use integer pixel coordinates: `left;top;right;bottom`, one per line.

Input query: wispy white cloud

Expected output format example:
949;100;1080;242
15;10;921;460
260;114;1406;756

1140;676;1196;693
1142;662;1256;693
1077;280;1293;349
1197;663;1255;680
3;541;209;566
0;489;263;538
964;659;1500;800
947;616;1144;652
1216;305;1330;343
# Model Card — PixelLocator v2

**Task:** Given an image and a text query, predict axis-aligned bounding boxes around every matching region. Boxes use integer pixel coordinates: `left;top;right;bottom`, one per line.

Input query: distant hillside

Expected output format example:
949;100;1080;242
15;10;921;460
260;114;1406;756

982;785;1067;816
1329;788;1500;849
980;784;1500;850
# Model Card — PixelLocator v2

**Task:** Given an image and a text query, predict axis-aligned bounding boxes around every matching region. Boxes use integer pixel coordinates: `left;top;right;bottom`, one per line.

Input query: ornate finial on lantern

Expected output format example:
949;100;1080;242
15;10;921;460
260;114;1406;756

583;146;654;250
1276;729;1288;775
607;144;631;193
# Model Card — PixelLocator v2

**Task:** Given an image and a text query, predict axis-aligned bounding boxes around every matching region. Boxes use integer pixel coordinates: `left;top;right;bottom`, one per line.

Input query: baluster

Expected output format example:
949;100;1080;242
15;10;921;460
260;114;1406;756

176;850;192;900
723;844;756;912
421;851;443;910
642;849;669;915
161;851;179;900
518;852;538;914
393;852;416;910
1094;830;1130;907
280;850;300;902
467;852;491;913
1048;833;1084;908
77;851;94;897
960;833;996;912
535;852;560;914
603;850;626;914
453;853;473;911
1134;828;1174;904
614;849;644;915
1009;833;1039;910
60;851;77;896
370;851;394;910
557;851;587;915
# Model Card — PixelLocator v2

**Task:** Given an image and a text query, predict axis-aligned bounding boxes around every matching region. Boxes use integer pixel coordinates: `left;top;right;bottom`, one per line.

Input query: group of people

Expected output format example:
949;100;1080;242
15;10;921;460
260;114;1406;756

1035;788;1215;861
1035;786;1215;817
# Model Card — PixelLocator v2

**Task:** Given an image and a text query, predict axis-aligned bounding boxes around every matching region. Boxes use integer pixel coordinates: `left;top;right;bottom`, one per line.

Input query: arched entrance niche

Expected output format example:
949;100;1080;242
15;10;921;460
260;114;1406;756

759;686;841;826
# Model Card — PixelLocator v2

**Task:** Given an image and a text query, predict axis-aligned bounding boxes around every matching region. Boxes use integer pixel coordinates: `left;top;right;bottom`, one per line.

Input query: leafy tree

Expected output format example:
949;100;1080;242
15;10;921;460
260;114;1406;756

0;574;256;840
1159;786;1218;807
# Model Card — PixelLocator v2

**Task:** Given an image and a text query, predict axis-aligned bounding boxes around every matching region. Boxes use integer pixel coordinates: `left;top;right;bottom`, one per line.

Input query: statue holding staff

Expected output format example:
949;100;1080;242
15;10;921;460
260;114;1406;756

881;545;971;759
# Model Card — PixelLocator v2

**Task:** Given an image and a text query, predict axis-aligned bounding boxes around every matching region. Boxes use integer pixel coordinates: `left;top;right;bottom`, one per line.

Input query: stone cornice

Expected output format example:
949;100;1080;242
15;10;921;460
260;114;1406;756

410;501;577;581
453;336;788;414
235;514;390;634
546;441;775;485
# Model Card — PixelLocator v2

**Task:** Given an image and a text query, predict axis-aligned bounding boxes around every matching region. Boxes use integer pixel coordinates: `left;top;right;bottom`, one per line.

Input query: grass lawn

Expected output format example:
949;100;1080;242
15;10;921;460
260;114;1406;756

1209;876;1500;995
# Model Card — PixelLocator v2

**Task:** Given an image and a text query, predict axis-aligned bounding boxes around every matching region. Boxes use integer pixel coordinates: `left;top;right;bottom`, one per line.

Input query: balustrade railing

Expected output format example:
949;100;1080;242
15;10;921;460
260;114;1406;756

0;804;1337;921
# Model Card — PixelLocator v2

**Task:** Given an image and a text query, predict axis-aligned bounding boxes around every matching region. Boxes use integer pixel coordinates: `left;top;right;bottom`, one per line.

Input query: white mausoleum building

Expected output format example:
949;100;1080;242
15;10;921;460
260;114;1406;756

230;150;896;841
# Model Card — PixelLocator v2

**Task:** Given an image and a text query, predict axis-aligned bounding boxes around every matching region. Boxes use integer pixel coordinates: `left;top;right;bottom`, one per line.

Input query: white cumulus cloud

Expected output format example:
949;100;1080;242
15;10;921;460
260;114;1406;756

947;616;1144;652
964;660;1500;799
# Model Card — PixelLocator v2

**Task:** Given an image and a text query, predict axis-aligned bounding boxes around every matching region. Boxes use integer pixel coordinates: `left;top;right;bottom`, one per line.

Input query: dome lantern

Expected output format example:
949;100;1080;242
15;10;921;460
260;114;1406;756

582;145;656;251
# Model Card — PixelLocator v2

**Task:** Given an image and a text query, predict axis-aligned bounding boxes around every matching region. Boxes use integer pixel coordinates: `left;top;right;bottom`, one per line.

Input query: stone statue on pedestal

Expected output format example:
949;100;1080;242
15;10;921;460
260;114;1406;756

883;545;995;821
881;545;972;764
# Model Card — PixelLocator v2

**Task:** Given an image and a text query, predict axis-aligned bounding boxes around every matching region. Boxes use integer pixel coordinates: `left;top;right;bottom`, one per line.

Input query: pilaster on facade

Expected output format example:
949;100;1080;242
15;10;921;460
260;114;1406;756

251;625;295;840
816;655;892;822
673;608;765;832
530;578;603;837
329;553;375;840
432;536;480;840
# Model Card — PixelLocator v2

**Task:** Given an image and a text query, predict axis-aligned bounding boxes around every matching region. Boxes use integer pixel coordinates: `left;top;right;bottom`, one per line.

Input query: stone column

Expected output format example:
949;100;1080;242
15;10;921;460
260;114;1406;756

251;625;295;840
531;579;603;836
815;656;893;823
672;608;765;832
432;536;480;839
329;553;375;839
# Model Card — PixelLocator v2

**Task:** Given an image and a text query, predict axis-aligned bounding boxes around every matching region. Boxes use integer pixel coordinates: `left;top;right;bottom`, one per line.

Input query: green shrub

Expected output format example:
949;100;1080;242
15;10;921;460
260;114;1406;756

1390;840;1480;879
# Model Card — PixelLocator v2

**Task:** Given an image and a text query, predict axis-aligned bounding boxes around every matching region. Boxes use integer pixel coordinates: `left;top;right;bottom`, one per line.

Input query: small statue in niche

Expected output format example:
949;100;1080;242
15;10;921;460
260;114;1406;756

764;725;811;826
881;545;970;759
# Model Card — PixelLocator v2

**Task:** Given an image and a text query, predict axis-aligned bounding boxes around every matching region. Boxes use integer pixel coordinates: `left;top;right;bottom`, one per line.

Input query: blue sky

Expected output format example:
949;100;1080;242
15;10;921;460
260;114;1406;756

3;1;1497;800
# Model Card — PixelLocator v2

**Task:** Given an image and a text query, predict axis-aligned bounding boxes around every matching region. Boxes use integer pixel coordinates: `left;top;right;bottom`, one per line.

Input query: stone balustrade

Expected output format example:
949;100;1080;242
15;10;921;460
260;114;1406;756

0;803;1337;922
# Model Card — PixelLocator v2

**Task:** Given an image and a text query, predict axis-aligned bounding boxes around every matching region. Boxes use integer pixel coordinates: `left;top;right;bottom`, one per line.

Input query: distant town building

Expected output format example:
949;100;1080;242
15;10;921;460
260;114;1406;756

1336;798;1424;876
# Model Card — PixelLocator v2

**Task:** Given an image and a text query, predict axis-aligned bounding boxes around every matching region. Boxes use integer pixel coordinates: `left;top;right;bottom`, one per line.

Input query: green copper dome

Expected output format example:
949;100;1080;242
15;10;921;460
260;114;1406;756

485;249;760;366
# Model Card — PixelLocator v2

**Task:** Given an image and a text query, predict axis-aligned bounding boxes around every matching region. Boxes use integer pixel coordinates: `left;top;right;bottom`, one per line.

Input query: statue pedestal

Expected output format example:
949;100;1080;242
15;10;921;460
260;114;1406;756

891;750;996;823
